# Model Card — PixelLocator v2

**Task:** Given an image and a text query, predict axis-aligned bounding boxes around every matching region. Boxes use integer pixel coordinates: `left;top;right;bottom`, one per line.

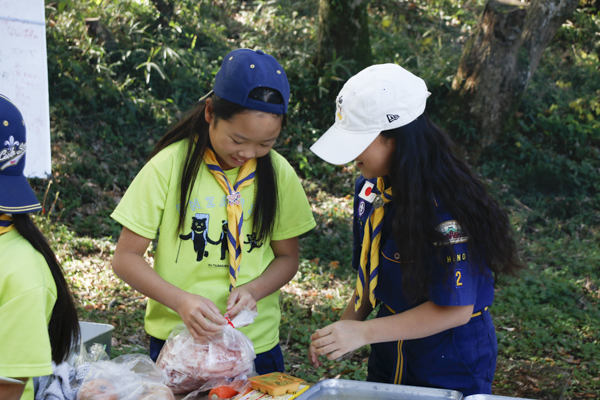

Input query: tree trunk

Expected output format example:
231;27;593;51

151;0;173;18
314;0;372;99
150;0;174;24
449;0;579;156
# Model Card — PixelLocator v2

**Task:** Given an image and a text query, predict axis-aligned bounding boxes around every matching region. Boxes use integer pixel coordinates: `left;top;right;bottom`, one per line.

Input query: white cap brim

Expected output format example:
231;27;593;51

309;124;381;165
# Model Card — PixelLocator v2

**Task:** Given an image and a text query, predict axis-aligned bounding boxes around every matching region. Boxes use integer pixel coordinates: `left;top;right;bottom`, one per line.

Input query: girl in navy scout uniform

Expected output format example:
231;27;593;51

111;49;316;374
308;64;522;396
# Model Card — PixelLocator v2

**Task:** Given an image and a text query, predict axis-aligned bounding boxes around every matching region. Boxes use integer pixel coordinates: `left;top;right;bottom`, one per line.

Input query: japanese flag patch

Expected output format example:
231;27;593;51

358;181;376;202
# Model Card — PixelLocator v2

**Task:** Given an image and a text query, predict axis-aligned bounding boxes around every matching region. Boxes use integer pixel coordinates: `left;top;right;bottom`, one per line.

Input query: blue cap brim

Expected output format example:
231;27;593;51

0;174;42;214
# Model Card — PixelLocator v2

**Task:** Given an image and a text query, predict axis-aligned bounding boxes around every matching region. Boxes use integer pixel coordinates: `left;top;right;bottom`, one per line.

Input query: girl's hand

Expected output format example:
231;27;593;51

175;292;227;340
308;342;323;368
225;286;257;319
310;320;367;361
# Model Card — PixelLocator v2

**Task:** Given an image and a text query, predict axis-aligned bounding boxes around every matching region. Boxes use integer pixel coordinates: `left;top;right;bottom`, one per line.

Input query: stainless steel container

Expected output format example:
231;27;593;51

465;395;534;400
296;379;463;400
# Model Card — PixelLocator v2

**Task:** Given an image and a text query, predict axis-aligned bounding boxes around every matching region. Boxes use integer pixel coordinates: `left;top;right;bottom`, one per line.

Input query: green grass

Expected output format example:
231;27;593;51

31;0;600;398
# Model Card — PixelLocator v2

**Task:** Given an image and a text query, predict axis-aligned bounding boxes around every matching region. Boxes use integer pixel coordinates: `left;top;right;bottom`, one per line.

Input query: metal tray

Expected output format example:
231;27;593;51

465;395;533;400
295;379;463;400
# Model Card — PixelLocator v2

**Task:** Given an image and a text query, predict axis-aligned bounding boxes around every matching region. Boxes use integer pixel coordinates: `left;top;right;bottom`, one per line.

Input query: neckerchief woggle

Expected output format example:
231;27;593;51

355;177;393;311
204;148;257;292
0;214;15;236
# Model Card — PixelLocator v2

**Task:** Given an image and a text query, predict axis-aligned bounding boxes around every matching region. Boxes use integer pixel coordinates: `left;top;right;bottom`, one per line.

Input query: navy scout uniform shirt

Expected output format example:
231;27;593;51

351;176;494;313
351;176;498;395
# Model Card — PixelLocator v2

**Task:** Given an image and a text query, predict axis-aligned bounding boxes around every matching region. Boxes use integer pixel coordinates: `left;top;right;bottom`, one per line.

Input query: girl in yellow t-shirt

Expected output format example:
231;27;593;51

111;49;315;373
0;94;80;400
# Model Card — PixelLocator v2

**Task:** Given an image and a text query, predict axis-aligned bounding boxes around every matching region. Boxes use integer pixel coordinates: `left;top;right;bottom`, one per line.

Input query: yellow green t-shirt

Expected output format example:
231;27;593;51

111;142;316;353
0;229;57;400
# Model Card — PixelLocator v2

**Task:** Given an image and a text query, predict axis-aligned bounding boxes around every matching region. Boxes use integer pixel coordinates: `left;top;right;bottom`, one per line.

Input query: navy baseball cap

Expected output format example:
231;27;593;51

213;48;290;115
0;94;42;214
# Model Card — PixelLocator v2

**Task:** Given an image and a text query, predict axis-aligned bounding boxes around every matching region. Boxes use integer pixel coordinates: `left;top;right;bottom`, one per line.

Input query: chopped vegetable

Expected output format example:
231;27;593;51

208;386;239;399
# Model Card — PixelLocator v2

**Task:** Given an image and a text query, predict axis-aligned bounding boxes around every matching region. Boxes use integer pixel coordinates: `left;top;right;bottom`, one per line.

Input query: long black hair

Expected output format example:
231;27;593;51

149;88;286;242
380;114;523;302
11;213;80;363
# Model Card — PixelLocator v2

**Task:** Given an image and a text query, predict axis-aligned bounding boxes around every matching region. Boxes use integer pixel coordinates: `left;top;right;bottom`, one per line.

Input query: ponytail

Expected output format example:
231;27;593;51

12;214;80;364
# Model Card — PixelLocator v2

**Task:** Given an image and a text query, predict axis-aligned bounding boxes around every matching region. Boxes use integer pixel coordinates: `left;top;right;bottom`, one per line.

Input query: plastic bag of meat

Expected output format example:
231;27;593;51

76;354;175;400
157;308;258;395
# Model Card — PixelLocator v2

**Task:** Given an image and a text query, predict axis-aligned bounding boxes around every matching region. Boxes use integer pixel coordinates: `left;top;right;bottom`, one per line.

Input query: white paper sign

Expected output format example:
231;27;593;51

0;0;51;178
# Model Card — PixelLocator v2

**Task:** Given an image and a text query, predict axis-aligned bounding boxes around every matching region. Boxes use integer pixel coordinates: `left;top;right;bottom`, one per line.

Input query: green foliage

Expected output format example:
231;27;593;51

39;0;236;237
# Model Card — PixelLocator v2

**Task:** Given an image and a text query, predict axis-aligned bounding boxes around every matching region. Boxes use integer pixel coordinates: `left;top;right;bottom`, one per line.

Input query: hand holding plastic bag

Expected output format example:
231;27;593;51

157;308;258;394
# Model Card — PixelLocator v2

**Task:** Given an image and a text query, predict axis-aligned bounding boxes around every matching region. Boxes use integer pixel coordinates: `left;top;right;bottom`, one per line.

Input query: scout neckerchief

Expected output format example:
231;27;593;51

355;177;393;311
0;214;15;236
204;148;257;291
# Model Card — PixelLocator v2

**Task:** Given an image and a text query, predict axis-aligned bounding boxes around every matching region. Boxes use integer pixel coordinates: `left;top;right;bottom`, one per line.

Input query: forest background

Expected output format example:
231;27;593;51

28;0;599;398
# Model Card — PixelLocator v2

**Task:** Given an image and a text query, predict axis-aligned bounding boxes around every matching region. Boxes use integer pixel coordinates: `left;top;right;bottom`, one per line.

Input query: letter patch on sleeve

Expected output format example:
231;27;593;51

446;253;467;264
455;269;463;288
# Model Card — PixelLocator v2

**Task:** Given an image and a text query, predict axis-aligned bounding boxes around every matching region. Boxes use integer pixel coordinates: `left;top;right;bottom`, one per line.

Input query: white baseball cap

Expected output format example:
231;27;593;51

310;63;430;165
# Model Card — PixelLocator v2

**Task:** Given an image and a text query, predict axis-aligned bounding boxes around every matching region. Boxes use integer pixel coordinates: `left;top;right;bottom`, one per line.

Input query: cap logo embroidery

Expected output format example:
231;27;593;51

387;114;400;123
0;135;26;171
336;96;344;121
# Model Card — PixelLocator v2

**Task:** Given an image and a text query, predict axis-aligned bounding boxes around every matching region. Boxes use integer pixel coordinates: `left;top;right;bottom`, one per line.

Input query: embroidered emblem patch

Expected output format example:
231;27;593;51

358;200;366;217
435;220;468;245
358;181;376;202
0;135;26;171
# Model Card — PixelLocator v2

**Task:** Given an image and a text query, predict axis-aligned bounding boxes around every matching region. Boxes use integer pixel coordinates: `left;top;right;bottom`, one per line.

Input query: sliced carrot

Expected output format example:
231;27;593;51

208;386;239;399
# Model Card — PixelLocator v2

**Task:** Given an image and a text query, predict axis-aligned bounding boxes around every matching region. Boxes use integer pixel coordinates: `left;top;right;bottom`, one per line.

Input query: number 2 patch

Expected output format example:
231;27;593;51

455;269;463;288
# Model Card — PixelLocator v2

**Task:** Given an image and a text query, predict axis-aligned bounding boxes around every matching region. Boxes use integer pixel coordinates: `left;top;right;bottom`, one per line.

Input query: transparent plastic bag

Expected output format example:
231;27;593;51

157;308;258;395
70;342;112;390
72;342;110;370
76;354;174;400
